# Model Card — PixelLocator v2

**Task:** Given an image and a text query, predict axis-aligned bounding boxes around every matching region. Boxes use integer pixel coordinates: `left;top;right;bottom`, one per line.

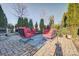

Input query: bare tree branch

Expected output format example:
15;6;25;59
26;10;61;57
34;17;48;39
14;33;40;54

40;9;48;19
12;3;28;18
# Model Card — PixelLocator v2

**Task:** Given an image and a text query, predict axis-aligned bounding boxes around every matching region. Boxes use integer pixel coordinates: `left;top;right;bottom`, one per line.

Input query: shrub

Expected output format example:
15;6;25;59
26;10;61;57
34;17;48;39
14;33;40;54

60;27;67;35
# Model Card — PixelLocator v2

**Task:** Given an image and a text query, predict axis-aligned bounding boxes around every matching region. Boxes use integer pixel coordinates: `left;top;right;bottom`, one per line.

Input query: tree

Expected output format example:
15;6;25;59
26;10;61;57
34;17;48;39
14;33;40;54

61;3;79;38
40;9;47;19
35;22;38;31
67;3;79;26
54;24;60;30
49;16;54;28
0;5;7;28
12;4;28;18
12;4;29;28
61;12;68;27
17;17;24;27
29;19;34;30
7;24;14;33
39;18;45;33
67;3;79;38
23;17;29;27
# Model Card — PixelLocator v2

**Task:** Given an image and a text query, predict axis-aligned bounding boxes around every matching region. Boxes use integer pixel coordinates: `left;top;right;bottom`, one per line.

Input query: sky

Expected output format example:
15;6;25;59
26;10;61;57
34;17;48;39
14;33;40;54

1;3;68;26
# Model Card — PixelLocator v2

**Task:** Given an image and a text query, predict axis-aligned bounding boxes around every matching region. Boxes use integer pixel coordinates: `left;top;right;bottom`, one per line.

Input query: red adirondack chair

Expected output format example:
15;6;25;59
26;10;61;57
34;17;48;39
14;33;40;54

16;27;36;38
43;28;50;34
43;29;57;39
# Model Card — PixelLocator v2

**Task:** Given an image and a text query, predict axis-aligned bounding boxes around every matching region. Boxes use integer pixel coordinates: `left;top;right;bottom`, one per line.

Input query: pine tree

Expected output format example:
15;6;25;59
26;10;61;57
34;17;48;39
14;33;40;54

23;18;29;27
17;17;24;27
29;19;33;30
0;5;7;28
35;22;38;31
39;18;45;33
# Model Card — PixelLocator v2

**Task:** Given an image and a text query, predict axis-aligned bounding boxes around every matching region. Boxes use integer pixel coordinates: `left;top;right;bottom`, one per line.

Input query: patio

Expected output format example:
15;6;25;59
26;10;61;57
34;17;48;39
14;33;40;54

0;35;38;56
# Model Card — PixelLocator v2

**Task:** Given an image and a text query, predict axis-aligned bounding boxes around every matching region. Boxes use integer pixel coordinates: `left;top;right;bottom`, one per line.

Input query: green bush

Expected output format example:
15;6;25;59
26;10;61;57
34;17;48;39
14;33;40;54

60;28;68;35
69;27;78;39
56;27;68;37
56;31;62;37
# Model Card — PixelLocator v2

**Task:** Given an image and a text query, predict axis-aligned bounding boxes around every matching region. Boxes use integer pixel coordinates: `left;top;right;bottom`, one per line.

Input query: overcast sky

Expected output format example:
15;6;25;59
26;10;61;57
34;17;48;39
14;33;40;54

1;3;68;25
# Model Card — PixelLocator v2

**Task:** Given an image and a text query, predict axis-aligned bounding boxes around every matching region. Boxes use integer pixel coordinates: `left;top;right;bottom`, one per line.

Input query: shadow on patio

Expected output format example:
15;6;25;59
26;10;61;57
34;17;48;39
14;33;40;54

54;42;63;56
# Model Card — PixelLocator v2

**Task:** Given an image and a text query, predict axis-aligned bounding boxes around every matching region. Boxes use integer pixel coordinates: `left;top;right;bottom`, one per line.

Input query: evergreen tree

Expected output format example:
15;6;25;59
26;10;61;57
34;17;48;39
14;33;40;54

35;22;38;31
39;18;45;33
17;17;24;27
29;19;33;30
23;18;29;27
0;5;7;28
